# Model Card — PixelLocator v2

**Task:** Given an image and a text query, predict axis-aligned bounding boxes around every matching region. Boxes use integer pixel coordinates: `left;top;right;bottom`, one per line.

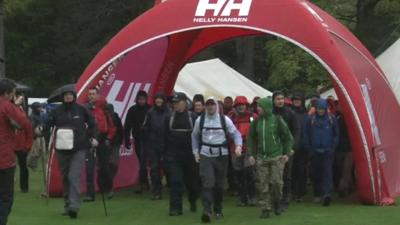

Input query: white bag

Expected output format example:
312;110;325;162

55;128;74;150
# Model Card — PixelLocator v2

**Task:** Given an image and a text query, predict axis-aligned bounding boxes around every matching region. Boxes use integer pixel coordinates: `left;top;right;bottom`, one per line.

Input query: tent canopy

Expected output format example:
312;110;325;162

174;58;271;101
376;39;400;102
46;0;400;205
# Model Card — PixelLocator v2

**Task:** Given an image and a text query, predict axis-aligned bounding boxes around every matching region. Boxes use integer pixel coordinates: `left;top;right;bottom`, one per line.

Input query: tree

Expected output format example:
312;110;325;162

4;0;154;96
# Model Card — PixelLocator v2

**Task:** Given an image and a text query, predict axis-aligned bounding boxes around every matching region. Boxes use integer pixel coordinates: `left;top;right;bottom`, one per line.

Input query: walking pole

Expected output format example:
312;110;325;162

40;143;48;205
42;128;55;205
100;185;109;217
93;147;108;217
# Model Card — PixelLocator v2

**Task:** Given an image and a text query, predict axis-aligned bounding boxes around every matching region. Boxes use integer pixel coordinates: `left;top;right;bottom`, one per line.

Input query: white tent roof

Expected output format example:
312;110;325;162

174;58;271;101
321;39;400;102
376;39;400;102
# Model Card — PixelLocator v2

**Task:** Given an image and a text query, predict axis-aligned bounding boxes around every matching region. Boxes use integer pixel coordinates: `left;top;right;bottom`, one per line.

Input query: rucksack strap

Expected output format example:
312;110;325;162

169;111;193;132
199;113;228;151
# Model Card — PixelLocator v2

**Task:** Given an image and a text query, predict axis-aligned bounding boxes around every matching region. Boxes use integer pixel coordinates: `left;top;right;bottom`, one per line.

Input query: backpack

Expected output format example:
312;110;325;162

199;113;228;150
169;111;193;132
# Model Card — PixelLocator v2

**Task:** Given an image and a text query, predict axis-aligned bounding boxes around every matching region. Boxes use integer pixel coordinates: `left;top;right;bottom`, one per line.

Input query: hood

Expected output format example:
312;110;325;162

136;90;148;102
205;96;219;118
316;98;328;110
257;97;273;117
234;96;249;106
153;91;167;108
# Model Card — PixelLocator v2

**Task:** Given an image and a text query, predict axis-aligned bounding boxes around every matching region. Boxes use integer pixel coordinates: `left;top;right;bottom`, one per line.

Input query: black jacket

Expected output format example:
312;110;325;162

124;103;149;143
273;106;301;151
164;110;195;160
111;112;124;147
47;103;97;151
143;105;171;150
336;112;351;152
291;105;308;151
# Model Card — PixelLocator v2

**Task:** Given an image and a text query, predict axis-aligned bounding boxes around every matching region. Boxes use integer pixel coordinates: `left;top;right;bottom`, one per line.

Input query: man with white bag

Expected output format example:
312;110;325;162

45;85;98;219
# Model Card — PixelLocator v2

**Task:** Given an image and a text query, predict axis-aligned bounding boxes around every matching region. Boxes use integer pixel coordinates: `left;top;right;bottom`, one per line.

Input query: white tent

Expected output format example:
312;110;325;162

321;39;400;102
376;39;400;102
174;58;272;101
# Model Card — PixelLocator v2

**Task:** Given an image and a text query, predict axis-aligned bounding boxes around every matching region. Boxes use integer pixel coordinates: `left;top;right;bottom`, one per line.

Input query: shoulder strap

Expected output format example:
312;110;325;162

199;113;206;131
169;112;175;131
329;114;334;126
199;113;205;147
188;111;194;130
311;115;316;125
220;113;227;134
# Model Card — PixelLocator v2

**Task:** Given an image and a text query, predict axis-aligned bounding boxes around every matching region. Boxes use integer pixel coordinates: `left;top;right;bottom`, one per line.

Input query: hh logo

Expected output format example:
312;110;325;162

106;80;151;123
195;0;252;17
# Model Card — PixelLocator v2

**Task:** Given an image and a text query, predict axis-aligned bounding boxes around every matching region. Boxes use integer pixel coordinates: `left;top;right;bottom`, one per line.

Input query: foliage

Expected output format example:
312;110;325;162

264;39;330;97
3;0;400;97
262;0;400;97
4;0;154;96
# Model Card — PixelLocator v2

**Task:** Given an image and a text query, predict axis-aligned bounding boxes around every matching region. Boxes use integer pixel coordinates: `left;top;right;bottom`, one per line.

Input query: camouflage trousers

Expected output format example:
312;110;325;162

255;156;285;210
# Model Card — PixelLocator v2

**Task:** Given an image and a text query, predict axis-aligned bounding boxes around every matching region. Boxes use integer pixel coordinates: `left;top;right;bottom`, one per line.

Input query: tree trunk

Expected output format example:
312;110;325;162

0;0;5;78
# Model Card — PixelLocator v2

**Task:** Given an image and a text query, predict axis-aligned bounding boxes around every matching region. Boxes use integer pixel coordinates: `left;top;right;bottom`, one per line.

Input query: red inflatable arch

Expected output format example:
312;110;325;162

48;0;400;205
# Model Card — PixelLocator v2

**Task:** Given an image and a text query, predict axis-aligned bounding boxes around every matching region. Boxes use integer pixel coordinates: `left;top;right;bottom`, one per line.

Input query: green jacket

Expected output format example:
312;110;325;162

247;97;294;159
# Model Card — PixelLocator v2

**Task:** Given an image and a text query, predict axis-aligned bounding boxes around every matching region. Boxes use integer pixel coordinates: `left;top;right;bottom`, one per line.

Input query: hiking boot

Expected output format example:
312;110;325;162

151;194;162;200
248;198;257;207
295;197;304;203
274;202;283;216
201;213;211;223
68;210;78;219
313;197;322;203
214;213;224;220
169;210;183;216
83;196;95;202
322;196;332;206
260;209;270;219
237;201;248;207
280;199;289;211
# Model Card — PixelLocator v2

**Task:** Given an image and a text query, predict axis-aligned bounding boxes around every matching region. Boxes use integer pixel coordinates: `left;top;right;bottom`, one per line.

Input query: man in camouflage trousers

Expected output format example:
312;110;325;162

247;97;293;219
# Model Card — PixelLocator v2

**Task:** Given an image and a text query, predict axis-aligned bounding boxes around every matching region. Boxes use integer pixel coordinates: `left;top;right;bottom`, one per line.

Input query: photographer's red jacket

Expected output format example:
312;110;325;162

0;97;33;169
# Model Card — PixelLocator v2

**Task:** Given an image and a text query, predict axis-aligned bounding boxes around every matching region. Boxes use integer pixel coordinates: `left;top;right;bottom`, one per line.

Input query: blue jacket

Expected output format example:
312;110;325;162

303;99;339;153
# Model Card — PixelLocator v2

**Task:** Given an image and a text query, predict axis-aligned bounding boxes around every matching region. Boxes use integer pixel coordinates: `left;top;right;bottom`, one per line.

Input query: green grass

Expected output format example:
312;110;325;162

8;168;400;225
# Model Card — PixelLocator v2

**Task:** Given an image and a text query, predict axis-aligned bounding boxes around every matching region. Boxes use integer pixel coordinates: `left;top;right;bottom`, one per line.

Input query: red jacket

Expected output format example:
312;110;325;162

228;110;253;153
90;96;116;140
15;128;33;152
0;97;33;169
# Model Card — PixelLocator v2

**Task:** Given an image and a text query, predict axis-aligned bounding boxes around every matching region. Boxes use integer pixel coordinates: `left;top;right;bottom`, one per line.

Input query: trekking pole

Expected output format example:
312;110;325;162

40;145;48;205
93;146;108;217
100;186;108;217
43;128;55;205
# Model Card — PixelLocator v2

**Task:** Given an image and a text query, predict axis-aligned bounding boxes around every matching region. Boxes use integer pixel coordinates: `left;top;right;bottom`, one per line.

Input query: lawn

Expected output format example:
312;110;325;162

8;168;399;225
